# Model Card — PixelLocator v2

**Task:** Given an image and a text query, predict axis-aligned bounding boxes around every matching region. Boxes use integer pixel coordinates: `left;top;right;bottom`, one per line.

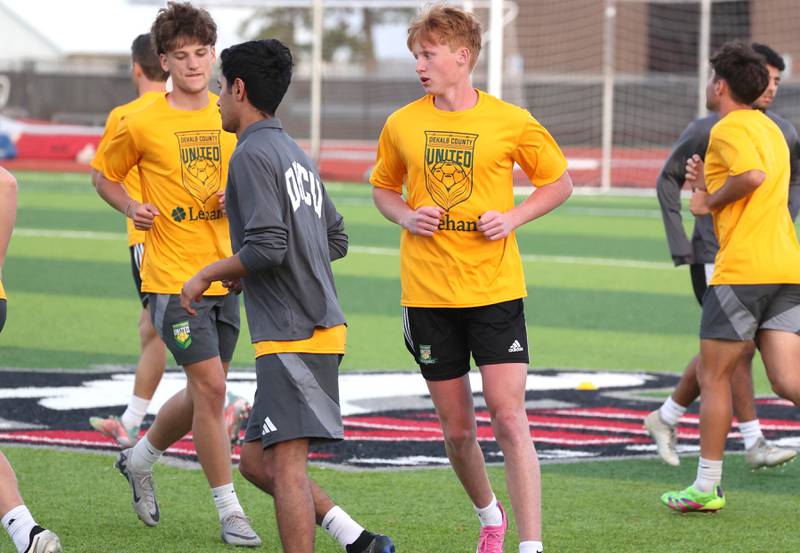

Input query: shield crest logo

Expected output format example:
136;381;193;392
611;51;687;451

175;130;222;203
424;131;477;211
172;321;192;349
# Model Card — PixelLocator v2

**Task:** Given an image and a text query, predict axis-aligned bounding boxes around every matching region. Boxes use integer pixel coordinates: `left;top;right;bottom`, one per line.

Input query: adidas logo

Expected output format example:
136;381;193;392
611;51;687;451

508;340;524;353
261;417;278;435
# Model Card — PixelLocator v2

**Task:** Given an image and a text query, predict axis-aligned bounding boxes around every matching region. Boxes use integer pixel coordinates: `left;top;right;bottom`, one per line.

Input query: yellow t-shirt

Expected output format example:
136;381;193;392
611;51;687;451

254;324;347;357
705;109;800;285
370;90;567;307
103;92;236;295
0;278;5;300
92;90;164;247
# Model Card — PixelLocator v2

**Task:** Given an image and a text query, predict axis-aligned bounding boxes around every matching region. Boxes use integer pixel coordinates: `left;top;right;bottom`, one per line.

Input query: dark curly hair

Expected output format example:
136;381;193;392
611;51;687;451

220;40;293;116
751;42;785;72
710;40;768;105
150;1;217;55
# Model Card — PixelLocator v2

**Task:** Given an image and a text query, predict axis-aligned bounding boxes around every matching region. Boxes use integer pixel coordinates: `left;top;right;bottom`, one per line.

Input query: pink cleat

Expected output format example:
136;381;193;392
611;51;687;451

89;415;139;448
476;501;507;553
224;392;251;446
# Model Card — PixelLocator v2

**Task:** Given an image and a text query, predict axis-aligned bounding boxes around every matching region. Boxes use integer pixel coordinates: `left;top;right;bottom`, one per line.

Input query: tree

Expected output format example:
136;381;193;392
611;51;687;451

242;6;414;70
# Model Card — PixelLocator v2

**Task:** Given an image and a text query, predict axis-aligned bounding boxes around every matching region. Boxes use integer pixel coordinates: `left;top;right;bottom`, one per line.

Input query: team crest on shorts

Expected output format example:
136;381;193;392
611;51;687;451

424;131;477;211
419;344;436;365
172;321;192;349
175;130;222;203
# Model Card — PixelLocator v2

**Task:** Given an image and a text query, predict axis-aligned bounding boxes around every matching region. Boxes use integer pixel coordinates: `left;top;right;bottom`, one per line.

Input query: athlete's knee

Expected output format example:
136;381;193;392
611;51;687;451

190;373;227;407
239;452;275;493
768;376;800;406
490;407;529;446
442;424;477;454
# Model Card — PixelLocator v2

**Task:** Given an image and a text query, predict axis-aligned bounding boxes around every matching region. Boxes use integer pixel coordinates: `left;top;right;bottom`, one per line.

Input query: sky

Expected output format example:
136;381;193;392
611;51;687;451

1;0;408;58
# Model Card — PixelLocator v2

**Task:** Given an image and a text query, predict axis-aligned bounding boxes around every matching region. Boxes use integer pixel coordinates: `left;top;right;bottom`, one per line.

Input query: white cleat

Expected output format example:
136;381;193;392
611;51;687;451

25;527;62;553
745;438;797;470
644;410;680;466
220;511;261;547
115;449;160;526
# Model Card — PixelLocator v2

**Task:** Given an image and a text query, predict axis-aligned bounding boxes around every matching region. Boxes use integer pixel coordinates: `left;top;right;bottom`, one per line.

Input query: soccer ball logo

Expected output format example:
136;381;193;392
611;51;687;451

429;160;469;190
187;157;216;185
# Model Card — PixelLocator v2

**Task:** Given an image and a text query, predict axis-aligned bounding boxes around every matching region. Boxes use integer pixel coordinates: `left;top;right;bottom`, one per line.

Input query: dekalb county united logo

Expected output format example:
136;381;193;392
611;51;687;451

172;321;192;349
424;131;477;212
171;207;186;222
419;344;437;365
176;130;222;203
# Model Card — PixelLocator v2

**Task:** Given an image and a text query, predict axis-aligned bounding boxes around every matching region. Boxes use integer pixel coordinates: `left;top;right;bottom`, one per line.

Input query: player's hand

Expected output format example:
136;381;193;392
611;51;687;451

400;206;444;236
685;154;706;191
689;189;711;216
477;210;516;240
180;273;211;316
217;190;226;216
130;202;160;230
222;278;242;294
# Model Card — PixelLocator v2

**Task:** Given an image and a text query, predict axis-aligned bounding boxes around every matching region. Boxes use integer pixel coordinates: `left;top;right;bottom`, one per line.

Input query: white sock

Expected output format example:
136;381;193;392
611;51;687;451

738;419;763;450
474;494;503;527
121;394;150;429
321;506;364;549
212;483;243;520
520;541;543;553
129;434;162;473
693;457;723;493
2;505;36;553
659;396;686;427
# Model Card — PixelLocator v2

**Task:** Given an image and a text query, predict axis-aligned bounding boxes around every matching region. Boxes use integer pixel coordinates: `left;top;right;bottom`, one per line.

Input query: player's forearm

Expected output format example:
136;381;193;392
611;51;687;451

707;170;765;210
0;168;18;269
508;172;572;229
198;254;248;283
95;174;134;215
372;187;413;227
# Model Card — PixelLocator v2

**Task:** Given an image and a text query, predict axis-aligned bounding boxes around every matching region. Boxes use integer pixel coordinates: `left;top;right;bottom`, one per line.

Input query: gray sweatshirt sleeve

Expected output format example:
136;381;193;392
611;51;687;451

231;150;289;273
323;187;348;261
656;119;708;266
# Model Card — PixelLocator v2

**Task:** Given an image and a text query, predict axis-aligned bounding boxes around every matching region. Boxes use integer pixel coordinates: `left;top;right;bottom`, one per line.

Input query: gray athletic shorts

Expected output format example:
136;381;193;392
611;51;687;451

244;353;344;449
700;284;800;341
149;293;240;366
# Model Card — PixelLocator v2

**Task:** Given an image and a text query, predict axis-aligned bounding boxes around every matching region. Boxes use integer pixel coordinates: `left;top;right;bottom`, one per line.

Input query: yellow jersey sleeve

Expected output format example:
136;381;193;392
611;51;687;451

710;125;766;183
0;278;5;300
91;108;123;173
370;120;405;193
512;113;568;187
103;119;142;184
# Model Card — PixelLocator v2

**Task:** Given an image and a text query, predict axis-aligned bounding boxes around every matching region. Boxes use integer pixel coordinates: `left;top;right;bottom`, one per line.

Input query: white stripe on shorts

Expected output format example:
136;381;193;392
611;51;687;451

134;242;145;271
402;307;413;350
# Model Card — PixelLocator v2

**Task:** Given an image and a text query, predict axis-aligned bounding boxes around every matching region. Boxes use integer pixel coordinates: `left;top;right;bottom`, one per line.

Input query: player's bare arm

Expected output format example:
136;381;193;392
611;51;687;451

180;254;248;316
0;167;18;273
372;187;444;237
478;171;573;241
94;173;159;230
690;169;765;215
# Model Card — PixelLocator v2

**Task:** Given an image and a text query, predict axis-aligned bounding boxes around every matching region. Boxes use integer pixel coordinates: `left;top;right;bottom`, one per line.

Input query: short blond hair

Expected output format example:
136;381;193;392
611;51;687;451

407;4;482;70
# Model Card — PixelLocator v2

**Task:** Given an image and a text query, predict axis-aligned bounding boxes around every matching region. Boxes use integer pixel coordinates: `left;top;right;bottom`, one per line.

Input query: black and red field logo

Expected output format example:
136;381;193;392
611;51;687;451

1;369;798;466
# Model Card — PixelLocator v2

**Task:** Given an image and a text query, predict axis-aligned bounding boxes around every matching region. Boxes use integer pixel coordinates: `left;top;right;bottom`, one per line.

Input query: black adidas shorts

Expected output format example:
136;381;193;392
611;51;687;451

403;299;529;381
0;299;6;334
129;243;147;307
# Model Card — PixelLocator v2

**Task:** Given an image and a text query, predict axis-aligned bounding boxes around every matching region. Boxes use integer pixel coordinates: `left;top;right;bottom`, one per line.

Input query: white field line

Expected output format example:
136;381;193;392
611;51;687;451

14;227;674;271
14;228;126;241
347;245;673;271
